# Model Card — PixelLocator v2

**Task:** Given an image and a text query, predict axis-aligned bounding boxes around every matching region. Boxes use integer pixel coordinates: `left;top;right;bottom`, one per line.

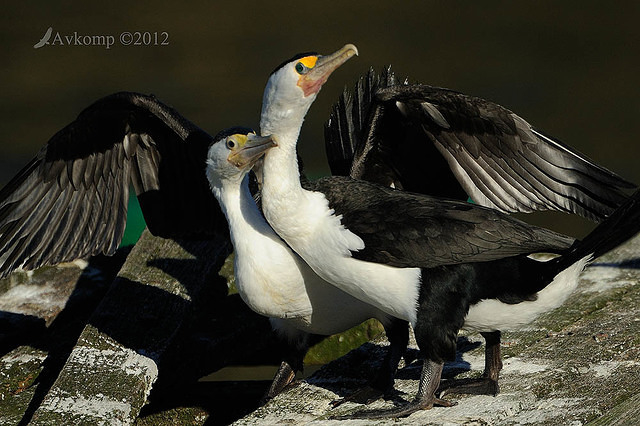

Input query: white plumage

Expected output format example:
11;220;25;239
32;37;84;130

206;134;391;336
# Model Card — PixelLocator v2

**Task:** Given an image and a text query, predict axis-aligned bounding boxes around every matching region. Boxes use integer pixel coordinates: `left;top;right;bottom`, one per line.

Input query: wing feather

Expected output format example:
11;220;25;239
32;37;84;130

0;92;226;278
324;68;634;222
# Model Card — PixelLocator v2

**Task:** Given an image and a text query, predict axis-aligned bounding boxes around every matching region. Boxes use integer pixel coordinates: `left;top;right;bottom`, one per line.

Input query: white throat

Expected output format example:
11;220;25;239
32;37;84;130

258;110;421;324
260;75;316;139
210;175;312;319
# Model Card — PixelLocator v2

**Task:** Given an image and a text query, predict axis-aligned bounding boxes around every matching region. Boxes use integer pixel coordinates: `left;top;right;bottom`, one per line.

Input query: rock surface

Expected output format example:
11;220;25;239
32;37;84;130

0;229;292;425
1;231;639;425
235;235;640;425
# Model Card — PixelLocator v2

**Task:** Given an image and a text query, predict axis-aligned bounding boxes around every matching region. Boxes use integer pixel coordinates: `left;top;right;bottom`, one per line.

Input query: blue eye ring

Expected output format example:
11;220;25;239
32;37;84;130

295;62;307;74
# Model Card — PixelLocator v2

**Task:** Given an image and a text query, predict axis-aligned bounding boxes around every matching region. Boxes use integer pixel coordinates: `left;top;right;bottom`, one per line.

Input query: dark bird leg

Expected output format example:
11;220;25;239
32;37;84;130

263;360;298;402
438;330;502;396
480;330;503;393
334;266;470;419
390;359;455;415
331;319;409;407
262;333;323;403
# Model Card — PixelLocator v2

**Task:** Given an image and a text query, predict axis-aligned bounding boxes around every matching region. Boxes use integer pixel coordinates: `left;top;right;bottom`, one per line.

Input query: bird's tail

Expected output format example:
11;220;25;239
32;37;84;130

556;188;640;271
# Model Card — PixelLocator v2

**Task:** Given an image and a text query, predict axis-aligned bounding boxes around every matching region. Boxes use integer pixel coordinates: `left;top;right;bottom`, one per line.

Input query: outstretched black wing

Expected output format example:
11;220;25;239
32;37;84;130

310;176;575;268
325;68;635;221
0;92;226;278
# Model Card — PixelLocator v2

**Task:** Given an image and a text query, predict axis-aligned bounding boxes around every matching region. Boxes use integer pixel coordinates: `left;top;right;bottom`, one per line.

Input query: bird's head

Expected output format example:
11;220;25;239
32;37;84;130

206;128;277;186
260;44;358;138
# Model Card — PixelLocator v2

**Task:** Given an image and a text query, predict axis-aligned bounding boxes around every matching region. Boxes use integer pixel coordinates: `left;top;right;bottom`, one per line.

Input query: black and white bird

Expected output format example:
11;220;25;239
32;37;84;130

256;44;640;417
205;128;408;402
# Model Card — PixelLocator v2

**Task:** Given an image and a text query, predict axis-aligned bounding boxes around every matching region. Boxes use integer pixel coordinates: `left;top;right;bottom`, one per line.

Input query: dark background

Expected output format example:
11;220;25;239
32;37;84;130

2;2;639;237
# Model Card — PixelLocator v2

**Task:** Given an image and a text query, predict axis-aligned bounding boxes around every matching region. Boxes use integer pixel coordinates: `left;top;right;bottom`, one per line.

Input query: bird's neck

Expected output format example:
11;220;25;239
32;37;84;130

261;125;306;200
259;95;328;248
210;174;318;320
260;86;314;140
210;176;275;251
259;124;321;250
259;89;313;201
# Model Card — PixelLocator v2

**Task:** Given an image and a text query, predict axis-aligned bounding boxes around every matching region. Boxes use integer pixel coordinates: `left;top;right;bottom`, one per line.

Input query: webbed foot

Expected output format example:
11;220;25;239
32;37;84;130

331;360;456;419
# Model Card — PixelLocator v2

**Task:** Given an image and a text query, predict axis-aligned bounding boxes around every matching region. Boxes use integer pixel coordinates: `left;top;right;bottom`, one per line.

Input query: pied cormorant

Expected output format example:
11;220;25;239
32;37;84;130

205;129;408;402
260;43;635;399
321;59;636;398
255;44;640;418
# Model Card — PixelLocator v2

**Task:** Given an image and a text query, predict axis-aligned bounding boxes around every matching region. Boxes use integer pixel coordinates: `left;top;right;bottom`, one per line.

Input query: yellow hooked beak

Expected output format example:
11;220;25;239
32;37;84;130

298;44;359;97
227;134;277;169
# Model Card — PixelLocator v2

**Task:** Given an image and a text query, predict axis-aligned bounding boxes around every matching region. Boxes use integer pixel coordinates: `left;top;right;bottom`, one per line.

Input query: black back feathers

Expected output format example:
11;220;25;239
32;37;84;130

309;176;575;268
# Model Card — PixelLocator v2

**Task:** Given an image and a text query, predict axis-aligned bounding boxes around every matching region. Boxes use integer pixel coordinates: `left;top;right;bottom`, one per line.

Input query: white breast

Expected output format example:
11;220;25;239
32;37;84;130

216;177;389;336
263;187;422;325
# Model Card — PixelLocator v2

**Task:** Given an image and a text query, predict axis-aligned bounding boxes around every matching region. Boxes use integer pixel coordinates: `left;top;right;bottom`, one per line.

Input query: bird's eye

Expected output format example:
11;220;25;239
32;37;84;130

295;62;307;74
226;139;236;149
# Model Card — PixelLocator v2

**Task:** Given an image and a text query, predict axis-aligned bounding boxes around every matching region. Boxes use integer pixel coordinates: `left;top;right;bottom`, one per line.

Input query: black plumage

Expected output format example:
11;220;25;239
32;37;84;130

325;67;634;220
310;176;574;269
0;90;410;407
0;92;227;278
416;184;640;361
